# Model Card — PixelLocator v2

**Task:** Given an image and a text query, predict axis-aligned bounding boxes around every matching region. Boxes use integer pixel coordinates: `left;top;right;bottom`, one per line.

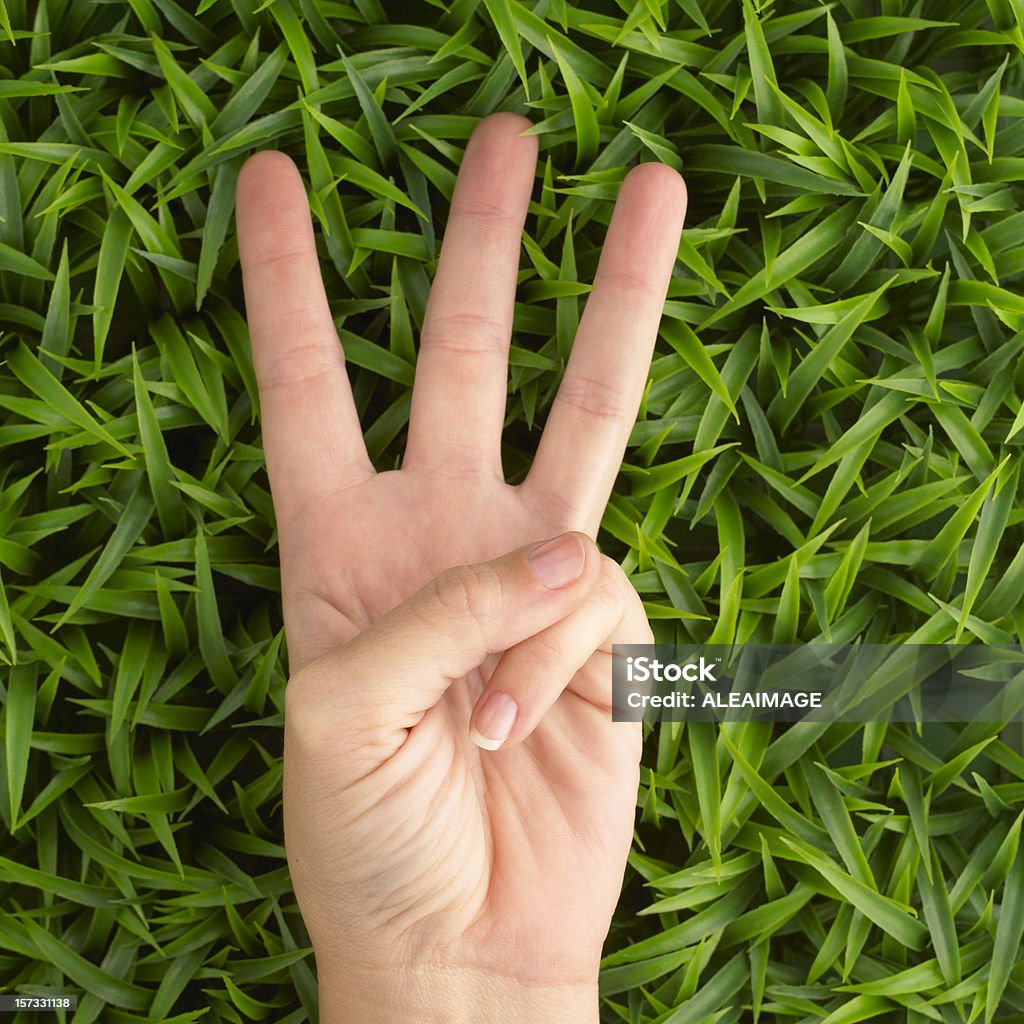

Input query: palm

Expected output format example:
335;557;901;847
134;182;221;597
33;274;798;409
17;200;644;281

282;468;640;979
280;471;555;657
235;112;687;981
364;651;642;981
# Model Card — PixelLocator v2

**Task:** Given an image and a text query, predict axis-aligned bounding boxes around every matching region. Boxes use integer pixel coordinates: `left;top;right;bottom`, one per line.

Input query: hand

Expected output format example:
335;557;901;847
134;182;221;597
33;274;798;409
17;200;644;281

235;112;687;1021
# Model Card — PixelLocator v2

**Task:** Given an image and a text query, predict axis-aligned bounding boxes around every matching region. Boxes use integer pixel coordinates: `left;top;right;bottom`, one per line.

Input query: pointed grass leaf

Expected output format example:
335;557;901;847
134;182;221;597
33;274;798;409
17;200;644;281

662;319;739;422
269;0;319;95
718;728;829;847
778;834;928;950
132;346;185;537
6;342;131;456
958;458;1018;636
742;0;781;126
985;842;1024;1023
5;665;34;825
196;158;240;310
92;205;134;370
150;33;218;128
916;844;962;988
548;33;599;168
919;455;1008;583
0;239;56;280
52;479;154;630
194;525;237;694
336;51;395;168
482;0;530;101
21;915;150;1009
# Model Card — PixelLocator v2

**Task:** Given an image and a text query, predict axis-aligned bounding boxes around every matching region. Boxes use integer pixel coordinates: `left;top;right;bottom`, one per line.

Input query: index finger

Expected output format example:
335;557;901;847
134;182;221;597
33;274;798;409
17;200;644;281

235;151;374;531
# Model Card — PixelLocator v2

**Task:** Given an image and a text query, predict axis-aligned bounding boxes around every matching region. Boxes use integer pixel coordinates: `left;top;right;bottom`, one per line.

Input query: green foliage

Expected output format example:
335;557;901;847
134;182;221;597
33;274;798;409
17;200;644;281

0;0;1023;1021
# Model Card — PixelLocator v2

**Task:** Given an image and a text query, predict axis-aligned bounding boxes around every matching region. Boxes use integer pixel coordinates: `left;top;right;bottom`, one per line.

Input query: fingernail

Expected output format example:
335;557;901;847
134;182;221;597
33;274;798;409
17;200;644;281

469;692;518;751
527;533;586;589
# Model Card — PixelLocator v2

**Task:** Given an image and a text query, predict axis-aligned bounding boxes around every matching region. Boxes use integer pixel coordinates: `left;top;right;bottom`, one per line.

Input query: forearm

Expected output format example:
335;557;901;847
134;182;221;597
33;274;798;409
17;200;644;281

317;962;600;1024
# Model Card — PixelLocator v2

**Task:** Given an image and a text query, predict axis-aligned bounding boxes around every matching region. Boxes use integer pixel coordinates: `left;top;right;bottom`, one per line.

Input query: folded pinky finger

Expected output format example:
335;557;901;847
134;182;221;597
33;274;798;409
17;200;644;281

468;555;652;750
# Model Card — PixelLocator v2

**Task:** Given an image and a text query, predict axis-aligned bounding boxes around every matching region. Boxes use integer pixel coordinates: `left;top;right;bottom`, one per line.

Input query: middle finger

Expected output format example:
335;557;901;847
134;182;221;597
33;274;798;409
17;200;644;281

403;112;538;480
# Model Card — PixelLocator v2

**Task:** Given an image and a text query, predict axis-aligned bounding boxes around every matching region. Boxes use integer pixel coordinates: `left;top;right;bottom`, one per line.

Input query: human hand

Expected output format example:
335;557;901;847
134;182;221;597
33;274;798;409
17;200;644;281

234;112;687;1021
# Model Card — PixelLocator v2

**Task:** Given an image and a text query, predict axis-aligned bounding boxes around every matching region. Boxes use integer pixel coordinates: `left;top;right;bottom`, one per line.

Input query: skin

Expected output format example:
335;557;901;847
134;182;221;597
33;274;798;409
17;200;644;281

234;111;688;1022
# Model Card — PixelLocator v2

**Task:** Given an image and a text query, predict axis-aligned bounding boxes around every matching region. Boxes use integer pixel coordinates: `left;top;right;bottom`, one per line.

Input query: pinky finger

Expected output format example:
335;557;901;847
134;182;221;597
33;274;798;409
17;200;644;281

468;556;651;750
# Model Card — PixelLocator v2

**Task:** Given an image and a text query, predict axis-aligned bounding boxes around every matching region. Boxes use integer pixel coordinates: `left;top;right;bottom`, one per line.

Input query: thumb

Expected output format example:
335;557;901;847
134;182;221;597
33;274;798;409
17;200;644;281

289;531;601;733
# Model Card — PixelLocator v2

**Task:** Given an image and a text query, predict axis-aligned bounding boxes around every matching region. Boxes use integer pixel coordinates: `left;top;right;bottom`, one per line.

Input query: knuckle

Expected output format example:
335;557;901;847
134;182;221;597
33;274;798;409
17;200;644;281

419;312;509;360
452;197;521;229
596;556;630;608
284;648;388;731
429;566;474;620
597;556;652;641
594;263;652;294
258;338;344;392
600;553;632;586
519;481;585;528
471;561;506;623
555;371;630;422
432;562;502;626
528;628;566;667
244;244;313;275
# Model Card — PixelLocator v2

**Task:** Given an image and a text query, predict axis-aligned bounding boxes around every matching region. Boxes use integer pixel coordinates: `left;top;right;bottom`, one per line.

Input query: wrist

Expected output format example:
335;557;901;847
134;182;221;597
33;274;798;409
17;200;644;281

317;960;599;1024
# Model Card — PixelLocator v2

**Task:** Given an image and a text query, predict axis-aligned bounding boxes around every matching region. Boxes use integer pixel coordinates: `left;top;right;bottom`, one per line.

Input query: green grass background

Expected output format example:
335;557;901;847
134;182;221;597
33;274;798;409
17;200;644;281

1;0;1024;1020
